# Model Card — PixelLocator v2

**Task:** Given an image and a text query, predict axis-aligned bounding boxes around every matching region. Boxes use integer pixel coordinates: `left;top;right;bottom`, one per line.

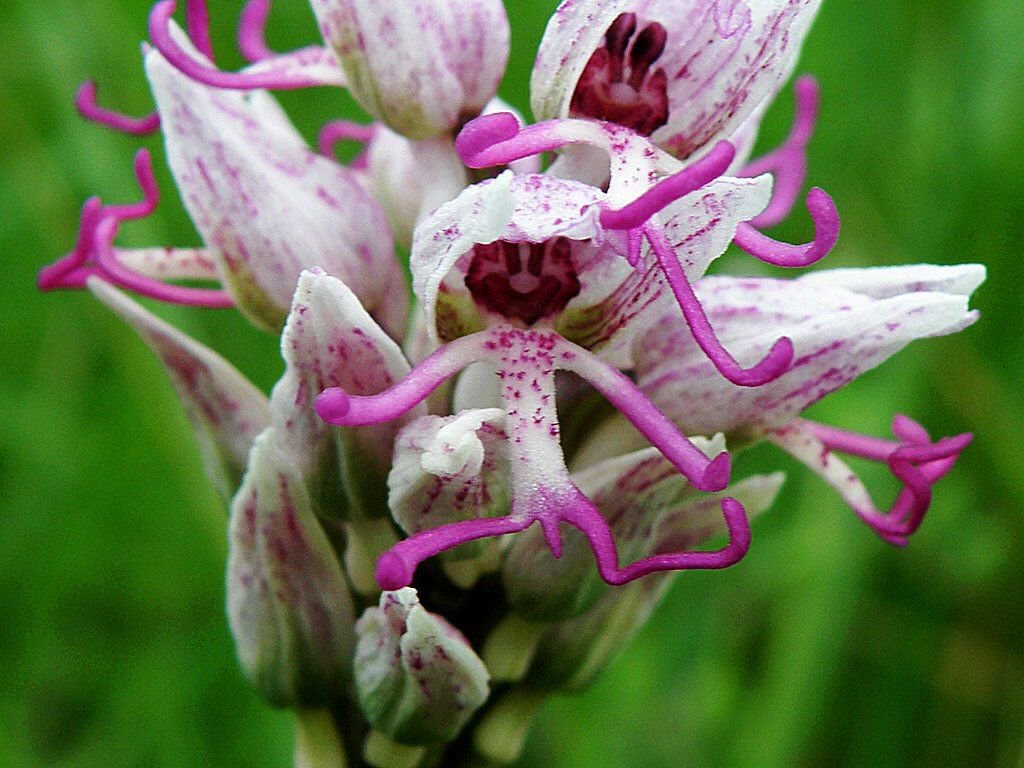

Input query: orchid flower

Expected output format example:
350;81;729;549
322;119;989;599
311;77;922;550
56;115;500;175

629;264;984;545
316;167;763;593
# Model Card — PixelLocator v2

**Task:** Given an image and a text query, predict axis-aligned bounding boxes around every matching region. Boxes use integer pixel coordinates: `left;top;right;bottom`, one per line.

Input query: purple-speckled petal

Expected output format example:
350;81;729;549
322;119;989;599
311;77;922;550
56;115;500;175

532;0;821;159
635;265;984;436
88;278;269;504
310;0;509;139
354;587;489;743
145;45;402;333
271;270;423;519
226;427;355;706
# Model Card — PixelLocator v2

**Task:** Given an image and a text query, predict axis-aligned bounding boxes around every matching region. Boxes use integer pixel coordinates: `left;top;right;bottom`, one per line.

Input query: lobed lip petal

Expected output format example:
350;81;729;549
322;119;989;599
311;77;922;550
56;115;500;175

532;0;822;159
226;428;356;707
310;0;509;139
270;270;423;520
635;265;985;436
144;40;402;333
88;278;270;505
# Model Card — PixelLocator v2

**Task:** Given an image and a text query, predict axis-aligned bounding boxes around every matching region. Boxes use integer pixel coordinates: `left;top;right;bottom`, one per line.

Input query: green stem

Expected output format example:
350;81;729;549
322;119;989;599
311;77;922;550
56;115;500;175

294;709;349;768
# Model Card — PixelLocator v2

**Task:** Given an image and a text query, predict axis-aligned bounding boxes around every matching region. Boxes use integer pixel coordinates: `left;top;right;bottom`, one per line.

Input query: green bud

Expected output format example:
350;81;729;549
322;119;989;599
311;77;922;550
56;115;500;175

355;588;490;745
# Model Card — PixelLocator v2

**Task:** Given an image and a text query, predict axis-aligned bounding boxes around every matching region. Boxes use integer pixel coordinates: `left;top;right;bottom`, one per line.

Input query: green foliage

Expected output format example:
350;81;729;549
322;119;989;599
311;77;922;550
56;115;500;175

1;0;1021;765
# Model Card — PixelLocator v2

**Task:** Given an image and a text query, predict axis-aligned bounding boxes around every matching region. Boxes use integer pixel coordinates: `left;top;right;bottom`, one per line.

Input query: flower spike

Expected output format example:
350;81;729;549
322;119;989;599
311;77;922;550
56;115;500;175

740;76;820;228
148;1;346;90
733;186;840;267
75;81;160;136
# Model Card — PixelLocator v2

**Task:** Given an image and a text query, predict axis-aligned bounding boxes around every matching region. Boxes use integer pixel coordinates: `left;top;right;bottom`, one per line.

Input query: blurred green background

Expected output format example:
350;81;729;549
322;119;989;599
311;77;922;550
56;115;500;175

1;0;1022;765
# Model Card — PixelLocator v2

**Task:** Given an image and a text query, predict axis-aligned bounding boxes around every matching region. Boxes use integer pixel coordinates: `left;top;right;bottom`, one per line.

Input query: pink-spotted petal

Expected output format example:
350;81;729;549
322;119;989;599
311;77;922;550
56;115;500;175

270;270;423;520
635;265;984;436
310;0;509;139
145;45;401;334
88;278;269;505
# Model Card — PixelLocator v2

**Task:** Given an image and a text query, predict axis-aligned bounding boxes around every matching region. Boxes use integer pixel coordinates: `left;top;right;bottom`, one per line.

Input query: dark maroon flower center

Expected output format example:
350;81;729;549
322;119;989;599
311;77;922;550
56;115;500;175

569;13;670;137
465;238;582;326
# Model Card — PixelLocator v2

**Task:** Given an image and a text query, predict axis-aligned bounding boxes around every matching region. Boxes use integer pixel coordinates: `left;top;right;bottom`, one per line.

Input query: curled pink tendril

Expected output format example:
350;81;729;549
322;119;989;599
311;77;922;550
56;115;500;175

732;187;839;267
644;226;794;386
740;76;820;228
238;0;273;62
374;494;750;592
149;0;336;90
38;149;232;308
185;0;214;59
805;415;972;545
75;81;160;136
317;120;377;168
599;141;736;232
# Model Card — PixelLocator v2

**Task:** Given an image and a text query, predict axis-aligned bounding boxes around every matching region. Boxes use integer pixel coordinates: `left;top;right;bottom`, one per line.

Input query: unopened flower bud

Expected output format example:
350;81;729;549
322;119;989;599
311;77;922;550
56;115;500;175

354;588;490;745
310;0;510;139
227;428;356;707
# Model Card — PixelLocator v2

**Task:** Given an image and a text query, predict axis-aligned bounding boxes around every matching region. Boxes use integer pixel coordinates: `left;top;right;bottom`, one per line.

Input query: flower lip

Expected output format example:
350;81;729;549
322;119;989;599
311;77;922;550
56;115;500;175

569;12;669;137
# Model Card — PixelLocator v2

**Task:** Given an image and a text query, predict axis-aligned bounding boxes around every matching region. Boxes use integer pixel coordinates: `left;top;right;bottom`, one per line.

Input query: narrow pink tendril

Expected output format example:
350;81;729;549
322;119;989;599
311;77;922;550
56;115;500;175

599;141;736;231
376;493;750;591
238;0;273;62
317;120;377;167
455;112;522;165
740;76;820;228
805;415;972;545
75;81;160;136
732;186;839;267
149;0;330;90
643;226;793;386
38;149;232;308
185;0;214;59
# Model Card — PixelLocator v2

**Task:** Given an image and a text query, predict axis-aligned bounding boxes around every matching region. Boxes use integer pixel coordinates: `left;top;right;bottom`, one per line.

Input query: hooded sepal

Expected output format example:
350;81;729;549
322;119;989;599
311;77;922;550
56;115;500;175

88;278;269;504
310;0;509;139
145;39;402;333
354;588;490;745
525;471;784;691
531;0;823;158
226;428;356;707
271;270;423;521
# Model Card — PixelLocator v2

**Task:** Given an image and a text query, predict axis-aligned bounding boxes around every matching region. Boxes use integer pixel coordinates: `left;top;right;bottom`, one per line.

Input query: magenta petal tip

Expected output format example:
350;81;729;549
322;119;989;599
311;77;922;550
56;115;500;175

701;452;732;492
315;388;352;424
455;112;521;166
376;551;413;592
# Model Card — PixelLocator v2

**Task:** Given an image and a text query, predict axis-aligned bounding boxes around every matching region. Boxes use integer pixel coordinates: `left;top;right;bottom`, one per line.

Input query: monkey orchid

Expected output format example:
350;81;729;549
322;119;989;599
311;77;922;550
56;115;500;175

35;0;985;762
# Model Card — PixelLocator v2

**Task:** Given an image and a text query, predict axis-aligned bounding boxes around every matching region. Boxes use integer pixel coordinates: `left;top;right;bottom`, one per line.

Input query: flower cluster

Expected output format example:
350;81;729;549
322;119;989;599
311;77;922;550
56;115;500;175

39;0;982;764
